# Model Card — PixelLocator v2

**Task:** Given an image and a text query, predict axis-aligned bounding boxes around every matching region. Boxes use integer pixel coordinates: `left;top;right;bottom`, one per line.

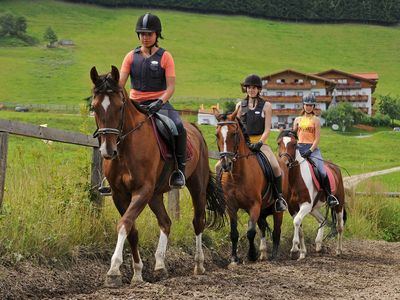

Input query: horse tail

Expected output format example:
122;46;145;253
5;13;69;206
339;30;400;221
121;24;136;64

205;170;226;229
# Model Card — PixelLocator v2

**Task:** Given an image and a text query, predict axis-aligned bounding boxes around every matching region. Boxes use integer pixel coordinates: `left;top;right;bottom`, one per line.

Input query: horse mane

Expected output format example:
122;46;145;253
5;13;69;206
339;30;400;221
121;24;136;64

93;73;120;94
277;129;298;141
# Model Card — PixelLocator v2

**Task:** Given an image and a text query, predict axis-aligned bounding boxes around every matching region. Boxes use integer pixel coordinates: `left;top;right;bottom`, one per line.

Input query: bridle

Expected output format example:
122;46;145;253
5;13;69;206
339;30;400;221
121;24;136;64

216;120;254;162
92;76;149;145
278;137;299;169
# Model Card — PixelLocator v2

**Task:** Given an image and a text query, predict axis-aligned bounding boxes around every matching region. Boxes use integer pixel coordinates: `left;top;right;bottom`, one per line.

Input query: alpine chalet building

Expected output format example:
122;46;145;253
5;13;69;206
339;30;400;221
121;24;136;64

258;69;378;128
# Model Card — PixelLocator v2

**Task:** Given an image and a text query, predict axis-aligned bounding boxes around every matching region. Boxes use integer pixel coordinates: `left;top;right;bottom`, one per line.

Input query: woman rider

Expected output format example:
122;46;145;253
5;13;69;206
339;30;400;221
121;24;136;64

236;74;287;212
118;13;186;188
292;94;339;207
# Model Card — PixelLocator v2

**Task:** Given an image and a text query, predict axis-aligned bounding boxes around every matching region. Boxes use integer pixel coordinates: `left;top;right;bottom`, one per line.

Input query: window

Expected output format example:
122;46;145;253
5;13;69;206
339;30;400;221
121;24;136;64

276;79;286;84
296;91;303;96
338;79;348;84
262;80;268;85
277;104;285;109
277;92;285;96
313;91;320;96
310;80;316;85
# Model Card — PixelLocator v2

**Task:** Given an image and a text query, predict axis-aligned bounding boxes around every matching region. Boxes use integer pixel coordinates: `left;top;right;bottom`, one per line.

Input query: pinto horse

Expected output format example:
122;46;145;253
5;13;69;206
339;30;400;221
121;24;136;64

277;130;346;260
90;66;225;286
214;111;283;265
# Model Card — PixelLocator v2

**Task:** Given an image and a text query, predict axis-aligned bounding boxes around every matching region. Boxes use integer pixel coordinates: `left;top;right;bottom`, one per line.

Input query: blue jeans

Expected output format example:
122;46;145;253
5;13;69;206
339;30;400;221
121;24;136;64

297;143;326;177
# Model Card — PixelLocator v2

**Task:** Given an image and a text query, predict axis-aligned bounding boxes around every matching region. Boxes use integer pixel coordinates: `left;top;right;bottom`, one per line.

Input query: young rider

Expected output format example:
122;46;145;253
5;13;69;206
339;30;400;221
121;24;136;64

292;94;339;207
118;13;186;188
236;74;288;212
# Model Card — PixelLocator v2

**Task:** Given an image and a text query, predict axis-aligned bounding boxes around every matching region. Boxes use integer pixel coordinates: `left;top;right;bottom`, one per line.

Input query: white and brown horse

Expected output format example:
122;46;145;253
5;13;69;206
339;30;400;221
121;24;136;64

277;130;346;260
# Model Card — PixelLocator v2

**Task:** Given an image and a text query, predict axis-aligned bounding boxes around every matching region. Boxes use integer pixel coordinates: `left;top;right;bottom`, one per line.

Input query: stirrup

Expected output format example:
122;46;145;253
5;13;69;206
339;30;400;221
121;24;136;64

327;195;339;207
275;196;288;212
169;169;186;189
98;177;112;196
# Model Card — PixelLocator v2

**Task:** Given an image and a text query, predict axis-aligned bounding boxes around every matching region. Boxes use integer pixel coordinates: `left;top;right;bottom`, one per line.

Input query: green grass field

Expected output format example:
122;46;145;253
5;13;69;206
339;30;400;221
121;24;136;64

0;0;400;106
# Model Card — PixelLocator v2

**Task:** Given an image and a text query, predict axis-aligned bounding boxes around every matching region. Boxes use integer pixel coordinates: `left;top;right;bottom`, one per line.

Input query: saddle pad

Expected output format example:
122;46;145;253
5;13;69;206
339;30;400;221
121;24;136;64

307;162;337;194
151;118;193;161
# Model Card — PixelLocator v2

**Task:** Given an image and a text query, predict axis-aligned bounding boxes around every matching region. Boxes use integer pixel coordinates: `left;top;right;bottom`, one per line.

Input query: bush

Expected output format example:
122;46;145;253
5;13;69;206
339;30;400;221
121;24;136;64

222;99;237;114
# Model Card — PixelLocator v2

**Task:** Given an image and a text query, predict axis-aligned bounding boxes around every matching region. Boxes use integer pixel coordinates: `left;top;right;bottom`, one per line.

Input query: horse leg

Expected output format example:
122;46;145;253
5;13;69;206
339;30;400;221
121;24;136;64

336;208;345;256
187;180;207;275
271;212;283;260
247;206;260;262
106;189;149;286
148;194;172;274
229;212;240;267
257;212;268;261
310;208;326;253
298;225;307;260
290;202;312;260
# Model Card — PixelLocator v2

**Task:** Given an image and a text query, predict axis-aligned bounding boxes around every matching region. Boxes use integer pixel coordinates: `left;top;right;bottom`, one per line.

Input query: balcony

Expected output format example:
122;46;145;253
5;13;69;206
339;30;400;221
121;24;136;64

266;83;312;90
335;83;362;89
335;95;368;102
273;108;321;116
264;95;332;103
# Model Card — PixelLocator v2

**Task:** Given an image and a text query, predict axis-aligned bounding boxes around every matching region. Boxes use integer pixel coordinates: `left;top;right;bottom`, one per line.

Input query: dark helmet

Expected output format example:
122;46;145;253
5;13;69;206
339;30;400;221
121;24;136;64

135;13;162;35
302;94;316;105
243;74;262;88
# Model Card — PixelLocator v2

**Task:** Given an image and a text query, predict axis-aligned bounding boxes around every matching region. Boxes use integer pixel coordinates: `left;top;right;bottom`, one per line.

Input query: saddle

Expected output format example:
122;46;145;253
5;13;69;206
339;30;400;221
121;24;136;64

306;160;337;194
255;151;275;207
151;113;193;161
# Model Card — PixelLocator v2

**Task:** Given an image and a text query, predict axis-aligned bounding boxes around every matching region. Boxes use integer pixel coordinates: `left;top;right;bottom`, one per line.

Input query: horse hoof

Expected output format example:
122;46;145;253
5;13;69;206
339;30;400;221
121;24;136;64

194;265;205;275
104;275;123;288
153;268;169;281
228;261;238;270
290;251;298;260
336;250;343;256
130;276;144;285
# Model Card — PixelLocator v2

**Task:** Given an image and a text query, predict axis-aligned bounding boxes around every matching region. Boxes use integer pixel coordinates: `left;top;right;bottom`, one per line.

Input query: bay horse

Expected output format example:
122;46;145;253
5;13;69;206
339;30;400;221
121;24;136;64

277;130;346;260
214;110;283;265
90;66;225;286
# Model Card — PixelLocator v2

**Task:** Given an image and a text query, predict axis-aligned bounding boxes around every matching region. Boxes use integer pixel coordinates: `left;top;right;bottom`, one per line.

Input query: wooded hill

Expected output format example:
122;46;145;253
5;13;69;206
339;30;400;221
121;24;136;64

64;0;400;25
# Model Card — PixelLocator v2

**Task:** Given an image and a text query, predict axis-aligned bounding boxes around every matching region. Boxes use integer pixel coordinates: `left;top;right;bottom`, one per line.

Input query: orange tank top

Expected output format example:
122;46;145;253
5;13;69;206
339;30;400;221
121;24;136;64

297;116;316;144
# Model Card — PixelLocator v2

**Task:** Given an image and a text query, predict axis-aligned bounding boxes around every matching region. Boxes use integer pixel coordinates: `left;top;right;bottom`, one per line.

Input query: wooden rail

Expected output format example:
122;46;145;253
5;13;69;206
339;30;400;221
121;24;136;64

0;119;220;216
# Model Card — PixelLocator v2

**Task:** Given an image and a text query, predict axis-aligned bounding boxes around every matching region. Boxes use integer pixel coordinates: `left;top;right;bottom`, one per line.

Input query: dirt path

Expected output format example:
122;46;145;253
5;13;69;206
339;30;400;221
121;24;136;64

1;240;399;300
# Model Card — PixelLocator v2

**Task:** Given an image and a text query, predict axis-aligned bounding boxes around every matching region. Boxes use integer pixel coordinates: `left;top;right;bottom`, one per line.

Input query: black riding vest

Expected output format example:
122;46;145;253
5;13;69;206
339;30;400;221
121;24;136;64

240;98;265;135
130;47;167;92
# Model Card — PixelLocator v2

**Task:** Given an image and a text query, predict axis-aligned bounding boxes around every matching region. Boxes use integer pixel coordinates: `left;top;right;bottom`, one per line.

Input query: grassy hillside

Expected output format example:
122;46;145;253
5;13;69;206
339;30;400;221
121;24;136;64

0;0;399;106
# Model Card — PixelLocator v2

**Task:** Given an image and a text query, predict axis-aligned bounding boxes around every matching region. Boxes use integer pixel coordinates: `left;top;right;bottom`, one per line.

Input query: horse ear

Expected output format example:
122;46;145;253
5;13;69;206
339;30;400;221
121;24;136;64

111;65;120;83
90;66;99;84
230;108;238;120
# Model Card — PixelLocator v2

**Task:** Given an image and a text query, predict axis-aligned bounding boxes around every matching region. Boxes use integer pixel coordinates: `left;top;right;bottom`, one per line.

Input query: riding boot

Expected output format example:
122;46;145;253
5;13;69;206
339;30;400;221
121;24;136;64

274;175;288;212
323;175;339;208
169;130;187;189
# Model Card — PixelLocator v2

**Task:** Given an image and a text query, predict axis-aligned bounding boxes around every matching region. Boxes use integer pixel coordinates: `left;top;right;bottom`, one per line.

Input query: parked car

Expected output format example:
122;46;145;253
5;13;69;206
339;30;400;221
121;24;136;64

393;127;400;132
15;106;29;112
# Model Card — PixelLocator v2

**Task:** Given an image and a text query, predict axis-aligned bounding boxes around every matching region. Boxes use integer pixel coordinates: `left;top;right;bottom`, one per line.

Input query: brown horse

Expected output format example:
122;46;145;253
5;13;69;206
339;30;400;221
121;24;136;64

277;130;346;260
90;66;225;286
214;110;283;265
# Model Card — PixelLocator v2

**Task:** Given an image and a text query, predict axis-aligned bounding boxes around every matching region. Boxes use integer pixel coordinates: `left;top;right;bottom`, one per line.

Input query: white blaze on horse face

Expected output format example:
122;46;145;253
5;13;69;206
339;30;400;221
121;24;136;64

221;125;228;152
283;136;291;148
102;95;111;112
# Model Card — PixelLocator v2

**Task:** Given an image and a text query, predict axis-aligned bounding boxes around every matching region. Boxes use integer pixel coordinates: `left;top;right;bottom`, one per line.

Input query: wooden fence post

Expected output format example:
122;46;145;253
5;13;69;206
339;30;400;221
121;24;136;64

168;189;180;220
0;132;8;208
91;147;103;206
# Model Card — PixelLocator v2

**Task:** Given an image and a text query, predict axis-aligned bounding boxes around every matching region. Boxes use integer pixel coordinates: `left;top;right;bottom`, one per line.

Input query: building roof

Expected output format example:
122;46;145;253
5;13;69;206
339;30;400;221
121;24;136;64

261;69;336;86
352;72;379;81
316;69;377;84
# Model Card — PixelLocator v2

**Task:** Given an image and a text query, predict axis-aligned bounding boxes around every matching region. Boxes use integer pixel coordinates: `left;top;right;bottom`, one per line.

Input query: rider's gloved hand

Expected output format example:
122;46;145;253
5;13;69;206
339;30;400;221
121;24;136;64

249;141;263;152
302;149;313;158
147;99;164;115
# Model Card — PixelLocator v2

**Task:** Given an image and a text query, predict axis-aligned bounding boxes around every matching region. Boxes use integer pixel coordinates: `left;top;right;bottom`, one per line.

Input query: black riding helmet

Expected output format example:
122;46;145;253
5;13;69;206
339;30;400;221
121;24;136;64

135;13;163;39
243;74;262;88
302;94;317;105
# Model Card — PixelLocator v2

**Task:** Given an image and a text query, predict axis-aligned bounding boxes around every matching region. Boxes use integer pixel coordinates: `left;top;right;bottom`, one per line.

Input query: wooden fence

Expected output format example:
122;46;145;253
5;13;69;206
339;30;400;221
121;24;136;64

0;119;219;218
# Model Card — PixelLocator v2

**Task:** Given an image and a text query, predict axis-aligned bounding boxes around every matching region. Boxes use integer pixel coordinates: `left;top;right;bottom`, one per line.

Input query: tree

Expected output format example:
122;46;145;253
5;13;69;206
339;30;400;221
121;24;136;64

43;27;58;47
322;102;358;132
378;94;400;127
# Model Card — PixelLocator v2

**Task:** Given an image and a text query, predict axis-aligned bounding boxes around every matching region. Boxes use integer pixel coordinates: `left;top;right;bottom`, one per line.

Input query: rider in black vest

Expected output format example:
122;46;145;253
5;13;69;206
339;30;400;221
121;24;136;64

238;74;288;212
119;13;186;189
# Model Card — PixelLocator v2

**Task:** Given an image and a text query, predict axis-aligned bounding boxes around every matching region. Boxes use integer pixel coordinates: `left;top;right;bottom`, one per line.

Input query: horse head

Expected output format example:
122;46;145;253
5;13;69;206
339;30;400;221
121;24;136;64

277;130;298;168
90;65;125;160
214;109;242;172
